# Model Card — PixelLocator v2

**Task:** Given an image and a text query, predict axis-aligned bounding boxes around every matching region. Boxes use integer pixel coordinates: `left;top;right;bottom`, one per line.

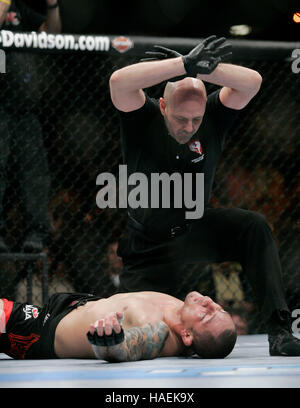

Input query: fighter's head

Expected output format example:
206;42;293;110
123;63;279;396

179;291;237;358
159;77;207;144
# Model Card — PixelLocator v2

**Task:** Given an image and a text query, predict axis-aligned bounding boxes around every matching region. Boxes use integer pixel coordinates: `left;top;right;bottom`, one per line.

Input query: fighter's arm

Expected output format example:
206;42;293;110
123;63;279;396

197;63;262;110
109;57;185;112
87;312;170;362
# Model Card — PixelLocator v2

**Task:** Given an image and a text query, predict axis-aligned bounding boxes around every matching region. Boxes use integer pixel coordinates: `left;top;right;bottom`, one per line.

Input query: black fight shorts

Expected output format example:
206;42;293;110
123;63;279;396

0;292;102;359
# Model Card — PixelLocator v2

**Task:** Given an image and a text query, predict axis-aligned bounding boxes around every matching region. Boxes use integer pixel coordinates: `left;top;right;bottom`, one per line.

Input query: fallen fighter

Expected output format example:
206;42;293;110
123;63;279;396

0;291;236;361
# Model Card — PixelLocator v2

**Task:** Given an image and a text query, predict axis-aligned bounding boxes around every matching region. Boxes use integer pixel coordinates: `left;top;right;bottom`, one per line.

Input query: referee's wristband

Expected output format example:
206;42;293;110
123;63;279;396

47;3;58;9
0;0;11;6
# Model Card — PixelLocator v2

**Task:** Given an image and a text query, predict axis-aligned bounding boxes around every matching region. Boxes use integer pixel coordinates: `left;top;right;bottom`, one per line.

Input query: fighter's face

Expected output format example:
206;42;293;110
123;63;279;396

182;292;234;337
160;99;206;144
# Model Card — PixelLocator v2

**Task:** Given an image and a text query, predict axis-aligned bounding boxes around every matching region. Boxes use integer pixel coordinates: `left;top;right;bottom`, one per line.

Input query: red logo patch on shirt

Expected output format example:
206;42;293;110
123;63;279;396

188;139;203;155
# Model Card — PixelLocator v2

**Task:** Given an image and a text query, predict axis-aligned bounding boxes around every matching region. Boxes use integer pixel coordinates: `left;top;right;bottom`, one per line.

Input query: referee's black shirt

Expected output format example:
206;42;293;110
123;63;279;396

117;89;239;235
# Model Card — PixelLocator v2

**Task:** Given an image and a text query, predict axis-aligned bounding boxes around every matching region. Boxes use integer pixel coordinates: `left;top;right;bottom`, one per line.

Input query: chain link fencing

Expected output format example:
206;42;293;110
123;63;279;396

0;33;299;334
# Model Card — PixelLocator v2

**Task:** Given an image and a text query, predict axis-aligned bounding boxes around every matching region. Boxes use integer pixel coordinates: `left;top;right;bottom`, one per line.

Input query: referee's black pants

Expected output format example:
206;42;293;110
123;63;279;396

118;207;289;320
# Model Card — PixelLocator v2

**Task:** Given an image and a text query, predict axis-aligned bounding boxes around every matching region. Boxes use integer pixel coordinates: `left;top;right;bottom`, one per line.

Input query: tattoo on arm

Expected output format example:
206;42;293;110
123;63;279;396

93;322;169;363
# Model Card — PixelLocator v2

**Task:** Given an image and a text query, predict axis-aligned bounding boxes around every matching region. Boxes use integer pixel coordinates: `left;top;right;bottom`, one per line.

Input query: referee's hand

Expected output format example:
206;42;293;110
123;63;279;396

141;35;232;76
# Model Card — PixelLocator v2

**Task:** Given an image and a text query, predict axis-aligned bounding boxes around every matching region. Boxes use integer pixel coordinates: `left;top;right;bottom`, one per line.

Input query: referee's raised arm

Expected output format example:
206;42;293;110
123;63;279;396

109;35;235;113
109;57;185;113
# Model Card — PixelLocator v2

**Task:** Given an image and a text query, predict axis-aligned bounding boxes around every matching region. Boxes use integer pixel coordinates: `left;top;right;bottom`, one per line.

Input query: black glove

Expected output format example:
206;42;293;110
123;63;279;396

87;328;125;347
141;46;182;62
141;35;232;76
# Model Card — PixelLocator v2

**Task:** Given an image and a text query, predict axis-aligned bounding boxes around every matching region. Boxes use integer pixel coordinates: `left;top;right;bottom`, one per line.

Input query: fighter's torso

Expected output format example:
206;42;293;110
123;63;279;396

55;291;182;358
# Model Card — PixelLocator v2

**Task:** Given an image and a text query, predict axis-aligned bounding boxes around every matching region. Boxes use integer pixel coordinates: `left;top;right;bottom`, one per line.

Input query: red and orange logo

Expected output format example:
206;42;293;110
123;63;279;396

112;36;133;53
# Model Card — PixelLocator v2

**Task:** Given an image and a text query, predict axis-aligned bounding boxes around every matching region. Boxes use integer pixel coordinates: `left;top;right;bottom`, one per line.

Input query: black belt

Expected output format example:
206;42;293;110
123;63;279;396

127;212;190;239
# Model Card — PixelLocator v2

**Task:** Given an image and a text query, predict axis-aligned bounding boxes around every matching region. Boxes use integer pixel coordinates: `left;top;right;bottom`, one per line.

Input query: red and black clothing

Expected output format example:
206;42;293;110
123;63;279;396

0;293;101;359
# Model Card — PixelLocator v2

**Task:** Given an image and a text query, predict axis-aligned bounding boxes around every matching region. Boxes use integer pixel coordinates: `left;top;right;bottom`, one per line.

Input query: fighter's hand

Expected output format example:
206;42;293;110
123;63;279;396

141;36;232;76
87;312;125;348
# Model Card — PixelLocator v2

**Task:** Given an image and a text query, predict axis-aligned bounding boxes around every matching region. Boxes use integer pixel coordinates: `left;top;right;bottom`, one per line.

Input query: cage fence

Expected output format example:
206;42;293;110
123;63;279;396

0;33;299;334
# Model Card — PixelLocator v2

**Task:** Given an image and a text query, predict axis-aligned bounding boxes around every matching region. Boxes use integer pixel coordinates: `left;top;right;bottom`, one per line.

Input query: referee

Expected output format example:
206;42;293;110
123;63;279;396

109;35;300;356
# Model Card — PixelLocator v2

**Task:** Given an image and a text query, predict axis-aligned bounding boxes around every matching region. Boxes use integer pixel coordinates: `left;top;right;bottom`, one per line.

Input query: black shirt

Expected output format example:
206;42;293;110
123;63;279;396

118;89;239;234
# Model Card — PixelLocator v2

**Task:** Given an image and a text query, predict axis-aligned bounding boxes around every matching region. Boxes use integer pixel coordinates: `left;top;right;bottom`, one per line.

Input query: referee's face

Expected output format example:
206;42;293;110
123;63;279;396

160;97;206;144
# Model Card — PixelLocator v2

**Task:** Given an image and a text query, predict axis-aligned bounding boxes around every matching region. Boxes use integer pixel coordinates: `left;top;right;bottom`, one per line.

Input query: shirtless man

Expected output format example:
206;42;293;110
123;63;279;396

0;291;236;361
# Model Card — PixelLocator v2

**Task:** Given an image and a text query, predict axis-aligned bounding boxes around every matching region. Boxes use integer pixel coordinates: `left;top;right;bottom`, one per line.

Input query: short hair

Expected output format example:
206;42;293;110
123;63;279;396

163;78;207;106
192;328;237;359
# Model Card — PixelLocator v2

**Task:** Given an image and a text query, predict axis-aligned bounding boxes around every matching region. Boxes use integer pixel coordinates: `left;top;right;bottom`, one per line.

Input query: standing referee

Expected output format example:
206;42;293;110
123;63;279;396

109;35;300;356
